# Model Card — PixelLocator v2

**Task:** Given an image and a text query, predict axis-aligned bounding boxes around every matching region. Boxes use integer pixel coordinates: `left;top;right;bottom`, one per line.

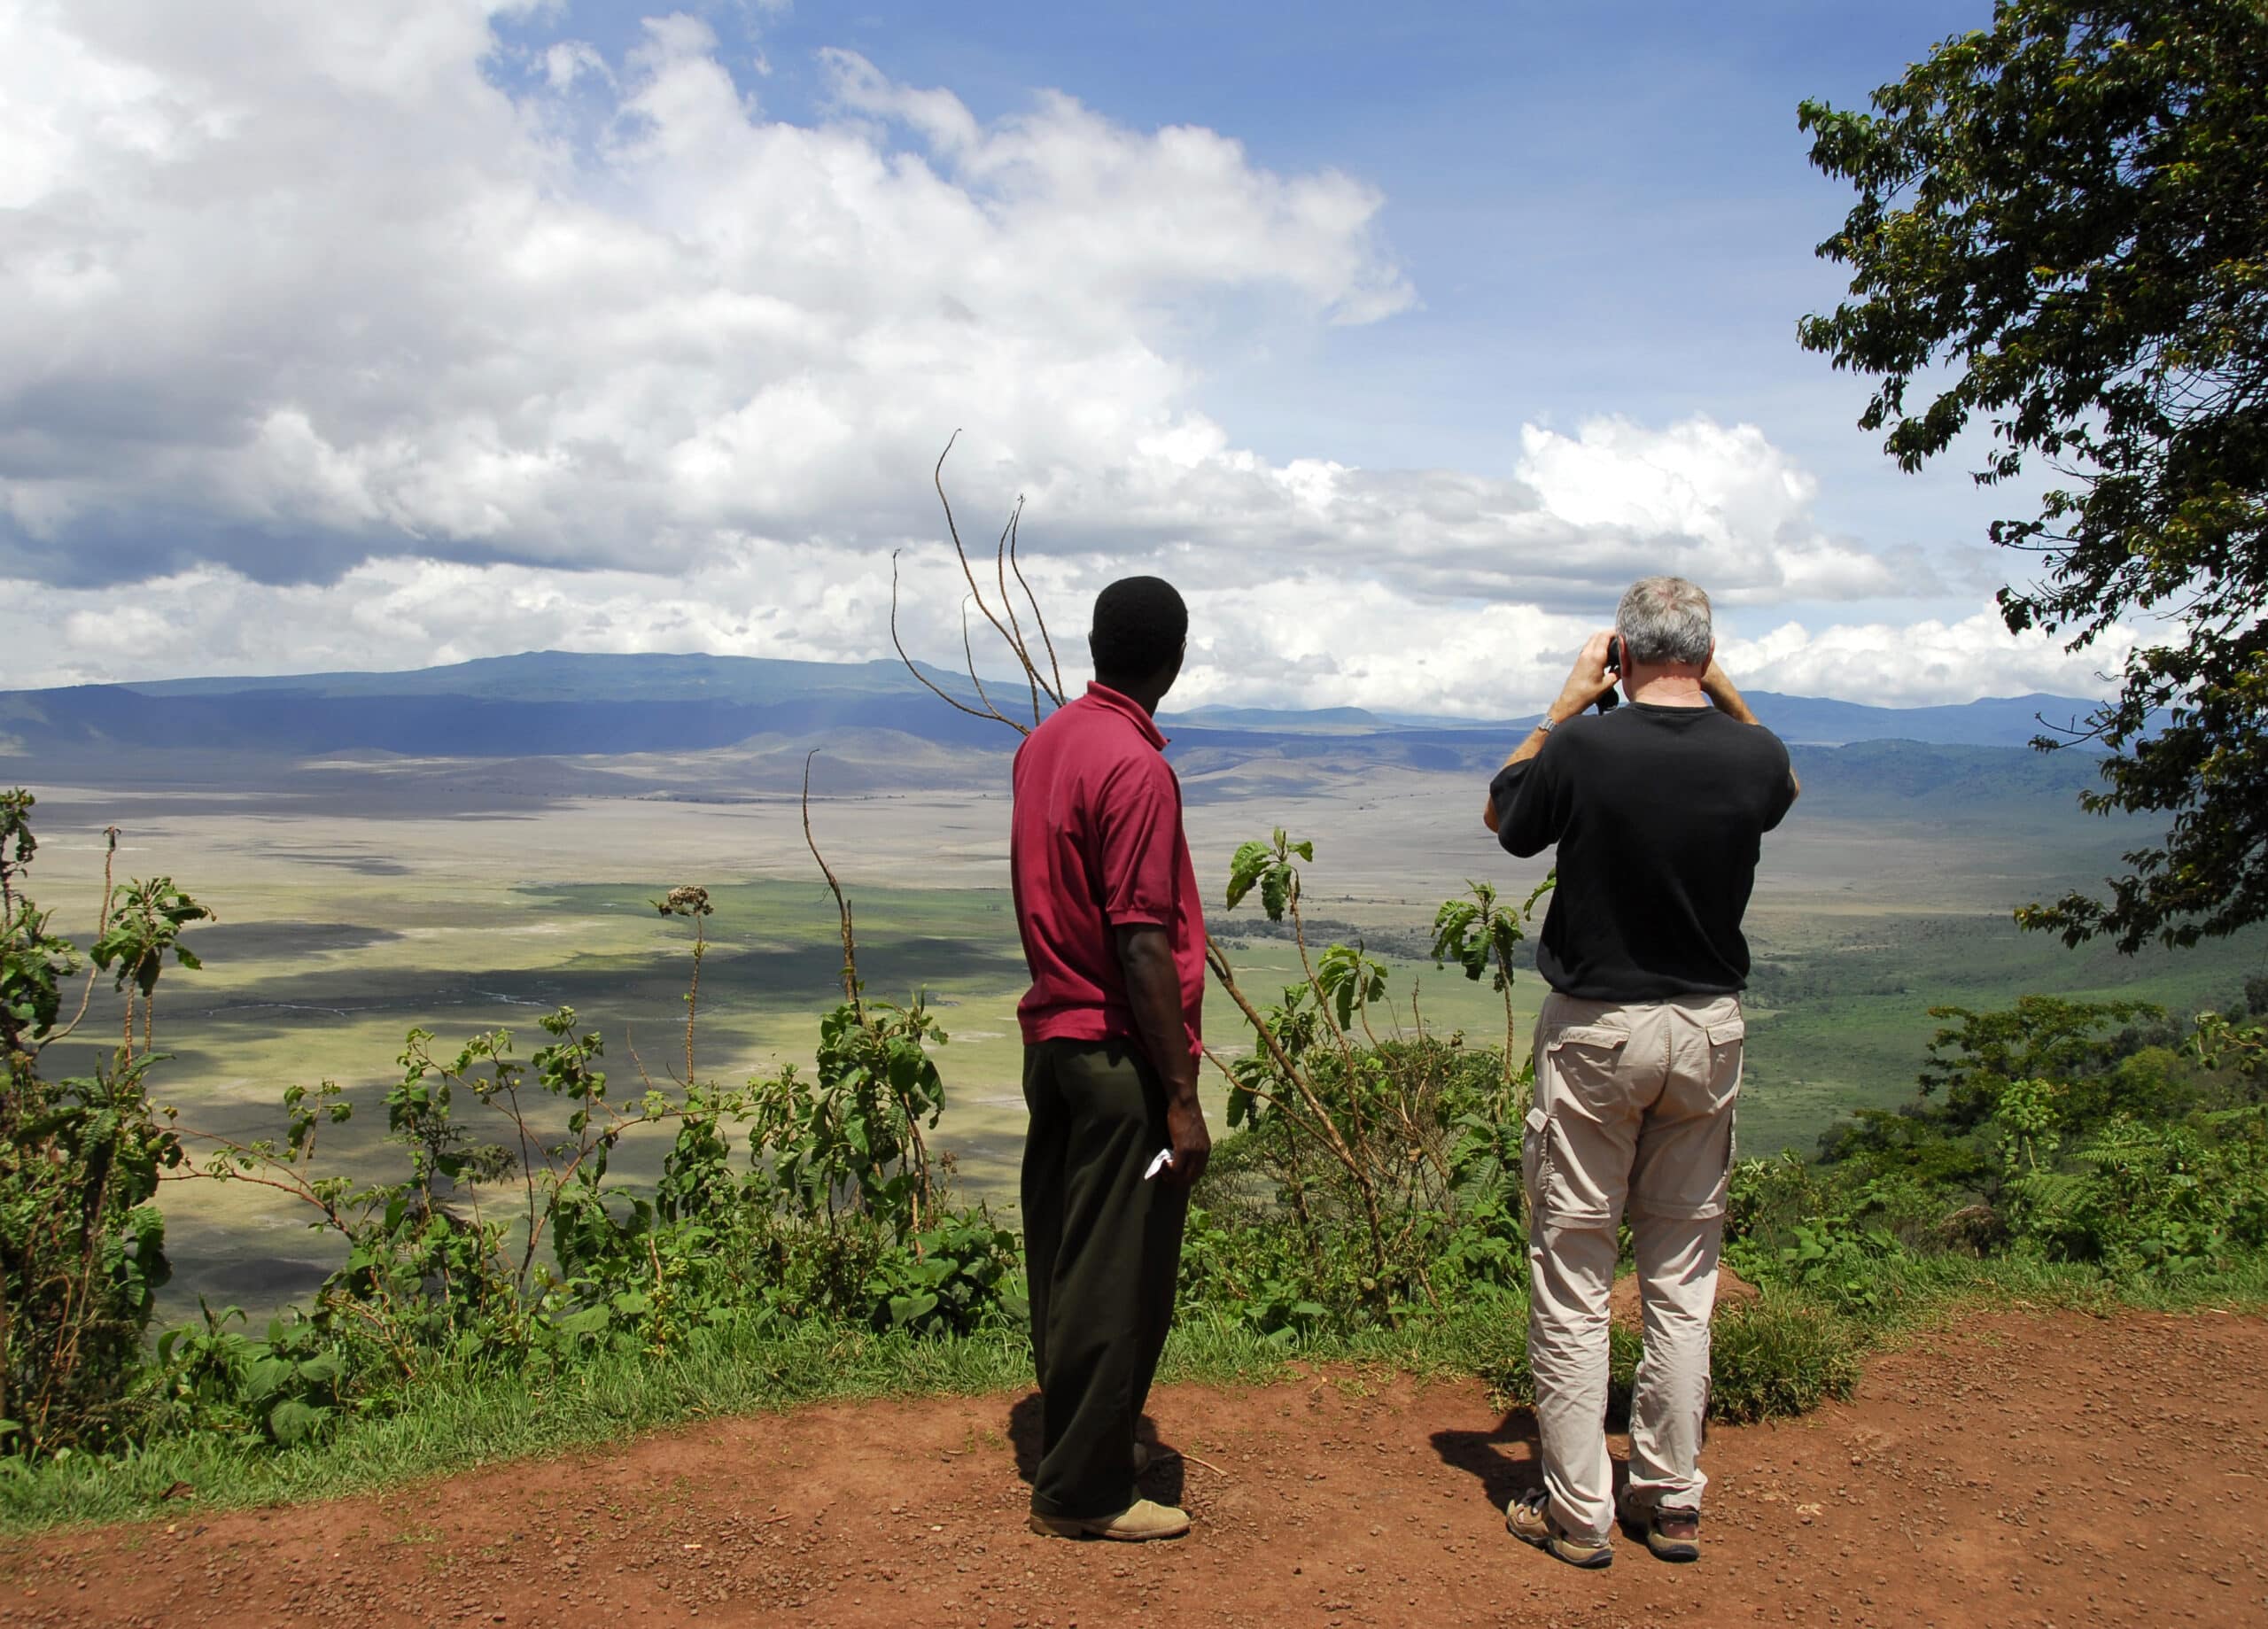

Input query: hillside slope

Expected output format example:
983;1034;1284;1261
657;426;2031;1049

0;650;2110;765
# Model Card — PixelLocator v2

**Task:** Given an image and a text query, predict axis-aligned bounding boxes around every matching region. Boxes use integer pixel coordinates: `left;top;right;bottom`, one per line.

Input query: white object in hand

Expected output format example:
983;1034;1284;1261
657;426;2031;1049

1143;1148;1174;1180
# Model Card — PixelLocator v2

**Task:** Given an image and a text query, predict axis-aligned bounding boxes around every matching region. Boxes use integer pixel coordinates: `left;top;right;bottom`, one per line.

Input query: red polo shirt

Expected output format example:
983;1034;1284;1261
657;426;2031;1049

1010;683;1207;1062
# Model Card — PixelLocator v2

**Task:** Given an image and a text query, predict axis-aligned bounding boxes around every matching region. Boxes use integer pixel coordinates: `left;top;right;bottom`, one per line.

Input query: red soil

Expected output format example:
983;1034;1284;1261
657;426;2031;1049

4;1307;2264;1628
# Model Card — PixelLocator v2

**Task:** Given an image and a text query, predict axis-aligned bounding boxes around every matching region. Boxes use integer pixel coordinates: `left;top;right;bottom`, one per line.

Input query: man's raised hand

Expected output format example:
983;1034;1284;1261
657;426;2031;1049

1550;629;1620;721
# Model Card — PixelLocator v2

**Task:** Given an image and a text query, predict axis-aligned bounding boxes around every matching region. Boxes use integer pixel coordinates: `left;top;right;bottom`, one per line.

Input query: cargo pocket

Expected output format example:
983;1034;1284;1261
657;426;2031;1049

1705;1016;1746;1098
1520;1104;1550;1209
1534;1024;1629;1228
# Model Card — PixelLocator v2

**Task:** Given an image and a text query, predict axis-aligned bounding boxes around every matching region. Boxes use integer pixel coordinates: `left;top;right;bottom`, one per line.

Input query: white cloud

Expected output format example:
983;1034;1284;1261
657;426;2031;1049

0;553;2114;716
0;2;1418;582
0;2;2031;707
1722;610;2130;708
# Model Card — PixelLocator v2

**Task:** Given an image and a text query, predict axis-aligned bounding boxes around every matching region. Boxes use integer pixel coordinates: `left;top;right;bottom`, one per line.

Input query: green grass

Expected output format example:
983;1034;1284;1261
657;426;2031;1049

6;1257;2264;1535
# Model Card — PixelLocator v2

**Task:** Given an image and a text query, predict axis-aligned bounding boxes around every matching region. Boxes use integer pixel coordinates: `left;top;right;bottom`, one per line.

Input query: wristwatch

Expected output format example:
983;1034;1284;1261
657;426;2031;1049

1534;711;1559;734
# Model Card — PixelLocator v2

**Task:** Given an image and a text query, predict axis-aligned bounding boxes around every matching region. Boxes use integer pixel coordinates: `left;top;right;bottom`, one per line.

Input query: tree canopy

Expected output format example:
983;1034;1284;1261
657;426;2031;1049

1798;0;2268;952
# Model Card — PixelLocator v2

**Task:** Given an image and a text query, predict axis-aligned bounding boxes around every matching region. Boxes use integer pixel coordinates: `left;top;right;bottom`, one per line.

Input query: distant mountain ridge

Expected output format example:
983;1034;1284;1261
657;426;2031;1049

0;649;2107;762
1169;691;2102;748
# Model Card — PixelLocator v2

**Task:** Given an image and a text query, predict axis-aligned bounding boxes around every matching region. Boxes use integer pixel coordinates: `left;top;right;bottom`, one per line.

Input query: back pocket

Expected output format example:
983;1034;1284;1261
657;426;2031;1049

1543;1024;1632;1113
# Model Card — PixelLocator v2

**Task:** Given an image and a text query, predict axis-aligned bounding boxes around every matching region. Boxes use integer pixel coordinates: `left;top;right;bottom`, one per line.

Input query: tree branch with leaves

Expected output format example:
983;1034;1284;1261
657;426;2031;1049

1799;0;2268;951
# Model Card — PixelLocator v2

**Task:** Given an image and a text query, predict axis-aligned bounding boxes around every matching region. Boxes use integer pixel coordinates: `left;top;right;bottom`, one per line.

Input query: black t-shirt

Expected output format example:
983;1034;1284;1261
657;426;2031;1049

1490;702;1795;1001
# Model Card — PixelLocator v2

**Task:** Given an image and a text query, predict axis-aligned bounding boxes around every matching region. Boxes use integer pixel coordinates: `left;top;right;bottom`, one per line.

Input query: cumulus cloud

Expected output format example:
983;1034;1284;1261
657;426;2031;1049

0;2;2053;708
0;1;1419;584
1722;610;2129;709
0;552;2108;717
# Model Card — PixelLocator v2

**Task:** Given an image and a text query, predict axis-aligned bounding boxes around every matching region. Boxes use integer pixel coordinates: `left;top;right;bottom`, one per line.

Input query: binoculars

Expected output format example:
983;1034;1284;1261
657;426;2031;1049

1596;635;1624;713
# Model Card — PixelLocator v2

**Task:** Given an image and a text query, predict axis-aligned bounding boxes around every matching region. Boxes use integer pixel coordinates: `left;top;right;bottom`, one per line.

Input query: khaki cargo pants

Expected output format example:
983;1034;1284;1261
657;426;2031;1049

1523;989;1744;1543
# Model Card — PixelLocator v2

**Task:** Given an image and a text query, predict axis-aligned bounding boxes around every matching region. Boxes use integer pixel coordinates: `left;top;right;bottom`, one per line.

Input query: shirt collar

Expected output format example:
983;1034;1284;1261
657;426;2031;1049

1084;681;1169;749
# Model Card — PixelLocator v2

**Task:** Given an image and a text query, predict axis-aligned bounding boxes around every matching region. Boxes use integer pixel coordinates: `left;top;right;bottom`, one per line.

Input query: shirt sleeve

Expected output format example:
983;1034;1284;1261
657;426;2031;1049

1491;742;1567;858
1760;736;1798;833
1095;753;1184;928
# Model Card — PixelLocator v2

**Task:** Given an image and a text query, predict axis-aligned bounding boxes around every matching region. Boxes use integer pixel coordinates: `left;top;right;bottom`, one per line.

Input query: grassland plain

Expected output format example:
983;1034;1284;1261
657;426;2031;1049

15;754;2266;1324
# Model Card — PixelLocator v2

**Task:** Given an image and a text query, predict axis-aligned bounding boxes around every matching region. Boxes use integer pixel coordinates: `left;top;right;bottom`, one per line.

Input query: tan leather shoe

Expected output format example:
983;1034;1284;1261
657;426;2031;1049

1507;1490;1612;1569
1618;1492;1702;1562
1029;1499;1192;1542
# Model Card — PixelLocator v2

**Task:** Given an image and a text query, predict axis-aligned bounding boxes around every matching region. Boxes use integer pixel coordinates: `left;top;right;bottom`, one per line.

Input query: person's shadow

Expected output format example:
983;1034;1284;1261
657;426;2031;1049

1006;1392;1188;1508
1433;1402;1642;1516
1430;1404;1546;1514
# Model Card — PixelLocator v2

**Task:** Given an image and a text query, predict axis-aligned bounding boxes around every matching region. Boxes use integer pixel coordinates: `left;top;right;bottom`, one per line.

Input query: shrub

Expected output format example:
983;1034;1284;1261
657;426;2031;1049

1739;997;2268;1301
1184;834;1542;1335
2;790;206;1456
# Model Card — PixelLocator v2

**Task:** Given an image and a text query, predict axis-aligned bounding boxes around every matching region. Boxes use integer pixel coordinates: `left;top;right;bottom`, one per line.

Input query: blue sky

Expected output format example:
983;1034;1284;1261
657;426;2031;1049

540;0;1988;522
3;0;2115;709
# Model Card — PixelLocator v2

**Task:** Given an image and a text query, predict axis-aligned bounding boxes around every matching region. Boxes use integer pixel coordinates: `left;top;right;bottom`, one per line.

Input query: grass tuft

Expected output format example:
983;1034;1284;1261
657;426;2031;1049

1707;1292;1864;1422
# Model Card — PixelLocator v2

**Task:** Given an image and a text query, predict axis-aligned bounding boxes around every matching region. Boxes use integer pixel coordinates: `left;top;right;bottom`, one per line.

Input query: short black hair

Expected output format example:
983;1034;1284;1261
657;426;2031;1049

1089;576;1188;686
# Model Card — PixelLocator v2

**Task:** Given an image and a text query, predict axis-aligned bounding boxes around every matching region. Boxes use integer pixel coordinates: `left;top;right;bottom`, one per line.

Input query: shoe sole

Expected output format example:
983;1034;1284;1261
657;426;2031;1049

1507;1511;1612;1569
1028;1514;1190;1542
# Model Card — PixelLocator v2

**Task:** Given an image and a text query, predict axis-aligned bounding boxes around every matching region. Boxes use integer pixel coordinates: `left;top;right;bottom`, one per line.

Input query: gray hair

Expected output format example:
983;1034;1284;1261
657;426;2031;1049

1615;577;1713;667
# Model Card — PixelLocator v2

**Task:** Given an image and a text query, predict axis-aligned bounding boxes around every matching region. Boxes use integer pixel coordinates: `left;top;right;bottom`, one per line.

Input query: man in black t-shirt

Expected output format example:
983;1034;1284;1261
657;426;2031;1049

1482;576;1797;1571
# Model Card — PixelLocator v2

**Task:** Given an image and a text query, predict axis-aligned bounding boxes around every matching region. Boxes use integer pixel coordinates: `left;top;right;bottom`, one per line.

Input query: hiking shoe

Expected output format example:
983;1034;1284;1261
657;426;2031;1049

1644;1506;1701;1563
1506;1490;1612;1569
1618;1496;1702;1563
1029;1499;1191;1542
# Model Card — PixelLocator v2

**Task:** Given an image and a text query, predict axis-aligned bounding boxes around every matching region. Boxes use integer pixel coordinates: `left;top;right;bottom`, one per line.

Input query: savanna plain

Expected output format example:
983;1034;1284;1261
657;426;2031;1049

16;741;2263;1323
7;739;2267;1629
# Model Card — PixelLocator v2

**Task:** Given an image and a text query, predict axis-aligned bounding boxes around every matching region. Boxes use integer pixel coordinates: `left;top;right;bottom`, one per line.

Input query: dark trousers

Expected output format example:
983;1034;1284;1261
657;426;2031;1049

1021;1037;1191;1520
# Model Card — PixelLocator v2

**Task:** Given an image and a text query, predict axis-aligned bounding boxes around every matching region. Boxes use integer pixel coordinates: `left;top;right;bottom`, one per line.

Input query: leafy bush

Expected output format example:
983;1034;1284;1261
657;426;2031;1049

185;994;1027;1409
1733;995;2268;1299
2;791;206;1455
2002;1109;2268;1275
1181;834;1542;1335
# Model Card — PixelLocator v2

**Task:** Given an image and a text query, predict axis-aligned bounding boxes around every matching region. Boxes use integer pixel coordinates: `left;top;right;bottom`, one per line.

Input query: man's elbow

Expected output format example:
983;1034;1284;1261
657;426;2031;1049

1481;795;1501;834
1114;922;1170;972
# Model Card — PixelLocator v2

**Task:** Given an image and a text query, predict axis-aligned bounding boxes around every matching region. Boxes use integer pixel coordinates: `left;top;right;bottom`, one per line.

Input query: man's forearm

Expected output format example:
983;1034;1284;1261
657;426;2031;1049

1116;924;1210;1185
1116;928;1200;1096
1701;664;1761;725
1486;632;1618;831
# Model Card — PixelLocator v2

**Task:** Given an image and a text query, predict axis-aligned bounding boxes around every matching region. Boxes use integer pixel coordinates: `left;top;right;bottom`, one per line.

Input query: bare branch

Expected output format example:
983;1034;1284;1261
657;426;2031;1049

1006;498;1067;703
50;826;120;1046
889;550;1026;733
803;751;863;1016
993;495;1055;722
935;431;1026;671
995;500;1041;723
936;433;1061;718
959;599;1022;733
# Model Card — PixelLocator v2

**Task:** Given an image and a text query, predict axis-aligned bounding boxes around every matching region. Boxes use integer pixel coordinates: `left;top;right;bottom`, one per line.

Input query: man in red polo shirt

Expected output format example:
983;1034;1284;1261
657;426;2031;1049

1013;576;1211;1543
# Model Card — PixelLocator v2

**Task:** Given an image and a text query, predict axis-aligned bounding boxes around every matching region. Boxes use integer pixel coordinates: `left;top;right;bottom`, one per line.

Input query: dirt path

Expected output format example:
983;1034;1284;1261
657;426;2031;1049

4;1309;2264;1628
